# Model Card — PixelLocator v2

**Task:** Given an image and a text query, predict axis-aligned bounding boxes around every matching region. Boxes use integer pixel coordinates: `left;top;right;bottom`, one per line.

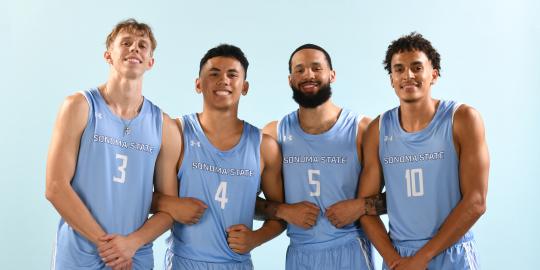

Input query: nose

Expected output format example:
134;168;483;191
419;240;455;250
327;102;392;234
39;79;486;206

129;43;139;53
217;74;230;86
404;68;415;79
304;69;315;80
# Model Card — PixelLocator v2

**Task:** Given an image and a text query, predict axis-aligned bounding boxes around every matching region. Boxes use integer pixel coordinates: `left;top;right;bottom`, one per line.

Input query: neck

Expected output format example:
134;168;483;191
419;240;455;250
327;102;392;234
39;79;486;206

398;97;439;132
100;75;144;119
197;106;244;151
297;100;341;134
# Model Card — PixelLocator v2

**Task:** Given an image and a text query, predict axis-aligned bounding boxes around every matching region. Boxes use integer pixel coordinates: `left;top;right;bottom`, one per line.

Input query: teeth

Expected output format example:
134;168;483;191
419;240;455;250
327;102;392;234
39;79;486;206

126;58;141;63
215;90;231;96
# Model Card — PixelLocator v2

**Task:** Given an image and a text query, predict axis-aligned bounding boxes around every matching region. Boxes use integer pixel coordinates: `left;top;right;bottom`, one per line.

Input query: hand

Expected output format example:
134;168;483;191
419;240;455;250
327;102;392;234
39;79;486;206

394;256;428;270
97;234;138;269
276;201;320;229
112;259;132;270
386;256;404;270
325;199;363;228
226;224;259;254
170;197;208;225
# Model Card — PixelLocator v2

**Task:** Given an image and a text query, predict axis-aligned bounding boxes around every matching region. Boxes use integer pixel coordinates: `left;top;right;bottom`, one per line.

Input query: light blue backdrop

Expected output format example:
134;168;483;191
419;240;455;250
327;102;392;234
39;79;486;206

2;0;539;269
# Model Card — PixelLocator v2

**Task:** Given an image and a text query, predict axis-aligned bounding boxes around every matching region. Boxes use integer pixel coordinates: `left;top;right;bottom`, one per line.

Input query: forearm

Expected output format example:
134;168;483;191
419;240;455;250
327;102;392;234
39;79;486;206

255;197;281;221
47;183;105;245
128;212;174;248
415;196;485;261
360;216;400;264
252;220;286;246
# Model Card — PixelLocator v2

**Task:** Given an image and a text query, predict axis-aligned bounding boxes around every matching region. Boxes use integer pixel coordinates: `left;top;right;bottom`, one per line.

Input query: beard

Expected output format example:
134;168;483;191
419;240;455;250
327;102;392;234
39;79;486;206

291;81;332;108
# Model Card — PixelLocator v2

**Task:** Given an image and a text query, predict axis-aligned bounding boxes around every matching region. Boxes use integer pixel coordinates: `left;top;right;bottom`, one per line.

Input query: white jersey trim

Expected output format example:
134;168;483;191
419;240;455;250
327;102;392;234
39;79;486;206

451;103;463;124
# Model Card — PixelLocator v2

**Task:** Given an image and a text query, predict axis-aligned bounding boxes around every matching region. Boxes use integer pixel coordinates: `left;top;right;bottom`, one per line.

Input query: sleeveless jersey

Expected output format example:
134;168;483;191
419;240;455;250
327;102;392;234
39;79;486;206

379;100;464;241
54;88;162;269
170;113;262;263
278;109;364;246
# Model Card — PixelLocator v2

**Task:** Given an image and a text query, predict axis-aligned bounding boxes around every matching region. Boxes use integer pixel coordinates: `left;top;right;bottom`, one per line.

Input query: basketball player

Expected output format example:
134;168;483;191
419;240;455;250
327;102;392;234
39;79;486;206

260;44;375;270
359;32;489;270
154;44;285;270
45;19;200;269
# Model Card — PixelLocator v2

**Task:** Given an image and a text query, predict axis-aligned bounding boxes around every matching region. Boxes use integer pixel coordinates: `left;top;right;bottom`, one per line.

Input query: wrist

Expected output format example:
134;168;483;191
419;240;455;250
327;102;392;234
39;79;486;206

275;203;288;221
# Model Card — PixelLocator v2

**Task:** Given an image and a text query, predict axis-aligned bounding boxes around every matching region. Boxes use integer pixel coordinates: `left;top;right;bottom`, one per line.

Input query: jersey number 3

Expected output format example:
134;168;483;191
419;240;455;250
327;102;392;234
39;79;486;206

113;154;128;184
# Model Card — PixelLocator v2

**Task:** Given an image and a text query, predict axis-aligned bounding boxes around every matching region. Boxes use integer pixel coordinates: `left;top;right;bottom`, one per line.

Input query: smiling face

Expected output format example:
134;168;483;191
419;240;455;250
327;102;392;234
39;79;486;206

104;30;154;79
196;56;248;111
288;48;335;108
389;50;438;103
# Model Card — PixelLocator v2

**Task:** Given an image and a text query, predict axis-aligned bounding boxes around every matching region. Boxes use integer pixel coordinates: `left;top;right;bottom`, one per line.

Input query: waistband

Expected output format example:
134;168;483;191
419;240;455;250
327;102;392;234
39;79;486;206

392;231;474;249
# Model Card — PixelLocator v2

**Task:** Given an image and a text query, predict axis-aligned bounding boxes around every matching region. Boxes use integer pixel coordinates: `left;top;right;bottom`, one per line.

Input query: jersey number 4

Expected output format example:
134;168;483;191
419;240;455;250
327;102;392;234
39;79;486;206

113;154;128;184
405;168;424;197
215;181;229;209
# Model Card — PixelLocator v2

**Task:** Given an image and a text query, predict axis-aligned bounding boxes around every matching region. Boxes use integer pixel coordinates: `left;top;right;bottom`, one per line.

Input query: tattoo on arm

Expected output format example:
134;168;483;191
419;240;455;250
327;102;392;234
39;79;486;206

255;196;280;221
365;192;387;216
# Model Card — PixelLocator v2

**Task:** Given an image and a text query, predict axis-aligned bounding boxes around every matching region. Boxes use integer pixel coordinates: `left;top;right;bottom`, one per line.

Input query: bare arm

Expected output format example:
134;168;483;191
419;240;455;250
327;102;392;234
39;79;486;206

98;113;182;267
359;117;402;268
227;134;286;254
399;105;489;269
326;116;383;228
45;93;107;245
254;121;320;229
152;118;208;225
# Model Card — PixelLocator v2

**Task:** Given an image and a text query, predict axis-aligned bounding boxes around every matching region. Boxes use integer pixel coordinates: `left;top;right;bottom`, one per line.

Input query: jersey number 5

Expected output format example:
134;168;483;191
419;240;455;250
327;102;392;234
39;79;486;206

308;169;321;197
113;154;128;184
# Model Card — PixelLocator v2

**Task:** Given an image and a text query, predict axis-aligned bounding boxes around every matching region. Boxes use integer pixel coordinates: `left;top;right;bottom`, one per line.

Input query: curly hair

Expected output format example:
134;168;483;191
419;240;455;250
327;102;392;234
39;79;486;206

383;32;441;76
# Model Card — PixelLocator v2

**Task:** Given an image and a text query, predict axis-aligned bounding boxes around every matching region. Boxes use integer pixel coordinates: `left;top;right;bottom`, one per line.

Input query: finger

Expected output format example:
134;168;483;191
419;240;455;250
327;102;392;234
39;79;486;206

107;257;127;268
97;242;114;253
99;234;116;242
227;224;247;232
99;249;118;262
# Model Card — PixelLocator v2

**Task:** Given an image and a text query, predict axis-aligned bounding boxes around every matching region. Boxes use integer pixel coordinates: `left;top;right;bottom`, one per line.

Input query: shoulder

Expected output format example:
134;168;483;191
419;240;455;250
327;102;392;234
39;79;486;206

453;104;485;142
262;121;278;140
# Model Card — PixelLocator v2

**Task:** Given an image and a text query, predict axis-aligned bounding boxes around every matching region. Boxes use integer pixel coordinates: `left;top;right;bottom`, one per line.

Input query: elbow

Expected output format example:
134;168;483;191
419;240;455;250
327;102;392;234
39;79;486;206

45;179;64;203
468;194;487;219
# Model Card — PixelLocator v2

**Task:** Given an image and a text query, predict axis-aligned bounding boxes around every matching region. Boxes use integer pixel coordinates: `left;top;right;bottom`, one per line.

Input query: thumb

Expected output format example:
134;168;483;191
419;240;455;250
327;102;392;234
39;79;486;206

227;224;248;232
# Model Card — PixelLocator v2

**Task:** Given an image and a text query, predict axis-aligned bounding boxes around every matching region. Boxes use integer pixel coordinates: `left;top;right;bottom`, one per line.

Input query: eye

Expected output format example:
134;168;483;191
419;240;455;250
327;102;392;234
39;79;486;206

314;66;323;71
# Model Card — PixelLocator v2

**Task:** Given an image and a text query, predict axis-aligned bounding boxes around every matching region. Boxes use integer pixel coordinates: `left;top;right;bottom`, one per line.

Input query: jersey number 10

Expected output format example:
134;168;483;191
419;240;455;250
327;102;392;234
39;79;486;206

405;168;424;197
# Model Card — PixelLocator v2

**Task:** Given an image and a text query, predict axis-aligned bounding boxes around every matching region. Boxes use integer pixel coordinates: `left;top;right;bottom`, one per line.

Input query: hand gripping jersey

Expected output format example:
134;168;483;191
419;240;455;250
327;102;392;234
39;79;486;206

170;114;262;263
278;109;365;246
379;100;466;241
53;88;162;269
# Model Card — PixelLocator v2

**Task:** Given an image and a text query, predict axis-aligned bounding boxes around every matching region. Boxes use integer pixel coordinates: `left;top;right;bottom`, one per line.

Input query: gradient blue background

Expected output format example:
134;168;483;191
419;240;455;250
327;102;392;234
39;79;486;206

3;0;539;269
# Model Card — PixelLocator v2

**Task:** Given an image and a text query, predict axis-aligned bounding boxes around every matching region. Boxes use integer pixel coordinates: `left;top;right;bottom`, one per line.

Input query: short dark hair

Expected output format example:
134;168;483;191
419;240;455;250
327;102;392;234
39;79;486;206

288;44;333;73
199;44;249;78
383;32;441;76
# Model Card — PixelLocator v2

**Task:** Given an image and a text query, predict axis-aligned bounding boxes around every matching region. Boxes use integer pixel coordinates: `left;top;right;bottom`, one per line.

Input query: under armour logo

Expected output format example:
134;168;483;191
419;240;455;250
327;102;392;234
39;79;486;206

190;140;201;147
384;135;393;142
95;112;103;119
282;135;293;142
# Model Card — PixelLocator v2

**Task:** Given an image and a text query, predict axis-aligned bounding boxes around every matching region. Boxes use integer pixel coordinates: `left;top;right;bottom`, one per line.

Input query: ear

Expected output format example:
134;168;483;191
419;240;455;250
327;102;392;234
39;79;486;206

389;75;394;88
241;81;249;96
430;69;439;85
147;57;155;69
104;51;112;64
288;74;292;87
329;70;336;83
195;78;202;94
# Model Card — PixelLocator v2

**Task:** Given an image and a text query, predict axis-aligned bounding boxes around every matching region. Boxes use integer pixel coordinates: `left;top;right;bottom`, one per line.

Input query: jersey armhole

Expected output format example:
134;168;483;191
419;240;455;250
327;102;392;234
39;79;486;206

78;90;93;124
378;112;385;131
276;120;282;145
451;103;464;124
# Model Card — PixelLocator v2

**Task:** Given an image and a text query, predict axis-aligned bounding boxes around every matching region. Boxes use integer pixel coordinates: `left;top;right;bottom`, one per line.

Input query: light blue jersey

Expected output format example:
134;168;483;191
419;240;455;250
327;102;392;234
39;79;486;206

379;100;465;241
169;114;261;265
278;109;365;245
53;88;162;269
